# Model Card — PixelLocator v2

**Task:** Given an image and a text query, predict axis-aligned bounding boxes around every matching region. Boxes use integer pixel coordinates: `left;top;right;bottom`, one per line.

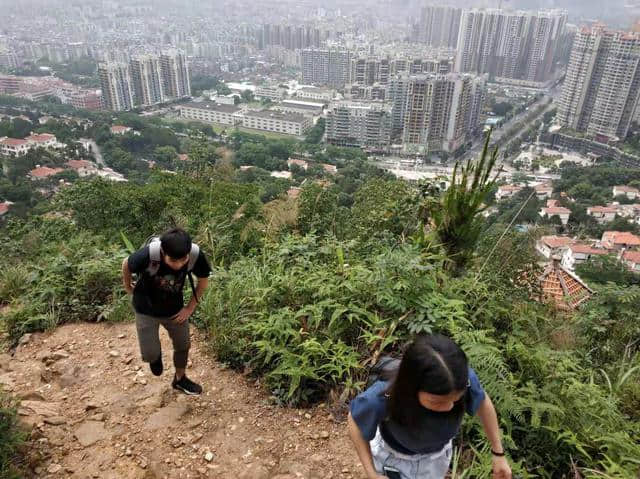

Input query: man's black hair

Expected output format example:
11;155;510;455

160;228;192;259
386;334;469;426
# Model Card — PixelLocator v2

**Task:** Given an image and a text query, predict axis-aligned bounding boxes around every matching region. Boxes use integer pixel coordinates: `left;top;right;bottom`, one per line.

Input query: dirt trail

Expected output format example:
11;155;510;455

0;322;365;479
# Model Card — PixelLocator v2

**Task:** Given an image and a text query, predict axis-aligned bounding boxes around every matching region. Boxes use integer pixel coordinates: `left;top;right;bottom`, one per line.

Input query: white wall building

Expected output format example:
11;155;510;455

243;110;311;136
179;102;242;125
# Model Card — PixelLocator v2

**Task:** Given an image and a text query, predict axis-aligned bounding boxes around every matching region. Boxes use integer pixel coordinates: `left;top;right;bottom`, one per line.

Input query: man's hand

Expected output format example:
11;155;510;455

124;281;135;295
492;456;512;479
173;305;195;324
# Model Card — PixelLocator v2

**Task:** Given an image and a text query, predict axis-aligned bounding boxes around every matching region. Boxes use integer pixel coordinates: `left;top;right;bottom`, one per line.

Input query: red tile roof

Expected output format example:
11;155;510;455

601;231;640;247
1;137;29;147
322;163;337;174
110;125;130;133
0;202;10;215
542;206;571;215
569;244;608;255
287;187;301;199
29;166;64;178
588;206;617;213
622;250;640;264
27;133;55;143
540;235;574;249
66;160;92;170
498;184;522;191
287;158;308;168
540;261;593;310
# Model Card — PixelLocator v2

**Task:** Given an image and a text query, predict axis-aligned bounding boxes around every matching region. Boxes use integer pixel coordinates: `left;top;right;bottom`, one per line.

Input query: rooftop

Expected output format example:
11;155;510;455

0;137;29;147
66;160;92;170
29;166;64;178
180;101;240;114
569;244;608;255
588;206;618;213
27;133;56;143
622;250;640;263
540;235;574;249
539;260;593;311
542;206;571;215
601;231;640;246
245;110;307;122
276;102;322;111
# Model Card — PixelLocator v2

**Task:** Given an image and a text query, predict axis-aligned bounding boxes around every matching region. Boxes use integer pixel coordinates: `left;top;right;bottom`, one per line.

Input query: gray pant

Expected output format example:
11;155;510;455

134;312;190;369
371;428;452;479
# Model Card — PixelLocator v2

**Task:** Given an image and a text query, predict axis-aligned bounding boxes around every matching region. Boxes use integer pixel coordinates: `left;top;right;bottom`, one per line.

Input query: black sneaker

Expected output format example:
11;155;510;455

150;356;163;376
172;375;202;395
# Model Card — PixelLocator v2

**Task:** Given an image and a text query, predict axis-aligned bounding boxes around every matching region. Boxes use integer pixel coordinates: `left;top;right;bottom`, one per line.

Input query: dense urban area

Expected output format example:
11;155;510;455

0;0;640;478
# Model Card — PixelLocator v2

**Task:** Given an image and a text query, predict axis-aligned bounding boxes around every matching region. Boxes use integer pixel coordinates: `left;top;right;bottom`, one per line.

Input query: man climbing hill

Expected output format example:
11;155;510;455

122;228;211;395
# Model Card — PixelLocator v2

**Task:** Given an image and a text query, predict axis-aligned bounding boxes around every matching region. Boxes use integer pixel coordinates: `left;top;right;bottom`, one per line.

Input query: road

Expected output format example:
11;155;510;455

80;138;105;166
462;85;562;162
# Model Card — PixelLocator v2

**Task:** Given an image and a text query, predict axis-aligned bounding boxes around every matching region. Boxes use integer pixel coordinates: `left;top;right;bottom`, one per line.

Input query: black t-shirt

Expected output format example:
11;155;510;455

127;246;212;317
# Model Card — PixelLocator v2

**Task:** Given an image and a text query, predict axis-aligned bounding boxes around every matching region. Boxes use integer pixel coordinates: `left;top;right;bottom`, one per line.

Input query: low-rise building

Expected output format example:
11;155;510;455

587;206;617;224
270;170;292;179
287;158;309;170
612;185;640;200
616;203;640;223
255;84;287;101
111;125;132;135
322;164;337;174
534;184;553;200
561;244;609;271
242;110;311;136
275;99;324;117
65;160;95;177
600;231;640;250
536;235;575;259
0;201;11;218
26;133;59;149
287;187;301;199
0;137;31;156
622;250;640;273
296;87;335;102
540;206;571;225
496;184;522;200
29;166;64;180
1;133;62;156
178;102;241;126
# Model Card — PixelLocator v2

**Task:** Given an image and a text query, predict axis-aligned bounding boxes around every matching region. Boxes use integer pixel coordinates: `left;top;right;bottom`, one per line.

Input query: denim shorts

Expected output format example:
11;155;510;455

370;428;453;479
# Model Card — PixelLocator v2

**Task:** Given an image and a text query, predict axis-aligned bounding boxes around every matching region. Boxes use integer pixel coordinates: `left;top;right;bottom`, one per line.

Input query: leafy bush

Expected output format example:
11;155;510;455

0;390;27;479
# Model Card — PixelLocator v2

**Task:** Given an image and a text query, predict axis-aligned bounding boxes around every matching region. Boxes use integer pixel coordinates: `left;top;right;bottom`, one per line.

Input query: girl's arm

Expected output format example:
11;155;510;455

476;395;512;479
347;412;386;479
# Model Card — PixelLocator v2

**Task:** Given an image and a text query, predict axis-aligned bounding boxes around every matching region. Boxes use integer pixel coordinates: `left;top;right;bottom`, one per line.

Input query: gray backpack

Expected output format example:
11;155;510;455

145;236;201;301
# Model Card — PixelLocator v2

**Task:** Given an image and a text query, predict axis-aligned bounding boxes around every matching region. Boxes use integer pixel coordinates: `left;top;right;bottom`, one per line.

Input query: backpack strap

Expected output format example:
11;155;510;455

187;243;200;302
146;238;162;276
187;243;200;272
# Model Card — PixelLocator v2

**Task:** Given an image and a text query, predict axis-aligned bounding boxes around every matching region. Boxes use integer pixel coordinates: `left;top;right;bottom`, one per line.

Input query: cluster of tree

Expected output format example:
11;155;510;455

555;166;640;206
190;74;231;96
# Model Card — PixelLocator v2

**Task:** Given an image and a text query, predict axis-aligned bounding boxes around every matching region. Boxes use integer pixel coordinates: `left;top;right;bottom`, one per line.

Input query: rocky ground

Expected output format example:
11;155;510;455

0;322;366;479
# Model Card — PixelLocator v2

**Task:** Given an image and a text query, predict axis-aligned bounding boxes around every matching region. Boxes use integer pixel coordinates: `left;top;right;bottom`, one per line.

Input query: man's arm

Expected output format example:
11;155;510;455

476;395;512;479
186;276;208;310
121;258;134;294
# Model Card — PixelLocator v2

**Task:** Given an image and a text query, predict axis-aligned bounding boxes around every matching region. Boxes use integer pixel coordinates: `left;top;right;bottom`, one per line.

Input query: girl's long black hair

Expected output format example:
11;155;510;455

385;334;469;426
